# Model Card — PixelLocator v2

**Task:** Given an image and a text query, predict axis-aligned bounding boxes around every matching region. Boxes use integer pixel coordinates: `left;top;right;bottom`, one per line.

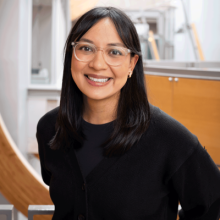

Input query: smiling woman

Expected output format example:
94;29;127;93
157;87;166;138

70;18;139;122
36;6;220;220
49;7;149;156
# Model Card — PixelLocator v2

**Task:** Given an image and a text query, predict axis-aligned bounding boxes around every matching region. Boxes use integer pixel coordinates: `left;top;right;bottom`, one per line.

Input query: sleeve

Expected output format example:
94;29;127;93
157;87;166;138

36;126;52;186
170;141;220;220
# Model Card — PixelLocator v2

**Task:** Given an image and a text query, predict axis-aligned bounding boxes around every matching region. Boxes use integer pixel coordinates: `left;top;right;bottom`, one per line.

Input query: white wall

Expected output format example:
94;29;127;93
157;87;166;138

0;0;20;144
189;0;220;61
174;0;220;61
0;0;31;219
56;0;66;83
51;0;67;85
0;0;30;154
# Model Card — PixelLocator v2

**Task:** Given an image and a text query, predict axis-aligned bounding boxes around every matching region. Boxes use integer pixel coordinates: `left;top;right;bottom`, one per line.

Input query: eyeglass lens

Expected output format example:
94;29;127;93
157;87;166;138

74;43;128;66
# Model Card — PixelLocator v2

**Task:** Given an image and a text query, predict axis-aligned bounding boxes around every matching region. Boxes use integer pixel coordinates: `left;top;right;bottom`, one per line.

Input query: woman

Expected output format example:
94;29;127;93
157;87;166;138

37;7;220;220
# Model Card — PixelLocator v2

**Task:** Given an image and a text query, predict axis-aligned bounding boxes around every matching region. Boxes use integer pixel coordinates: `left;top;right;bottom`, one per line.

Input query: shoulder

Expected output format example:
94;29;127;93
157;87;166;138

148;104;198;147
143;104;201;175
37;106;59;135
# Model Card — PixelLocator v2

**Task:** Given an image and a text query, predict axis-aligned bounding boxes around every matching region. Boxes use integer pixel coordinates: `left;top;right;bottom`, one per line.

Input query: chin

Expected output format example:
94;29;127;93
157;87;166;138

84;93;112;101
88;95;109;101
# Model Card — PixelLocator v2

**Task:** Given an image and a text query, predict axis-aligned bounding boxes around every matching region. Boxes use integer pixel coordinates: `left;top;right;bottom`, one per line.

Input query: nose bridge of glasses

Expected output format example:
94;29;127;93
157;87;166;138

95;47;105;53
93;47;107;59
91;47;109;66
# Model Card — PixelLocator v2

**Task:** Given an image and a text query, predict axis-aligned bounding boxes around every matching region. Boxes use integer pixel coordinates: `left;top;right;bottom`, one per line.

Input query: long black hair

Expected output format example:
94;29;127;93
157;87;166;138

50;7;151;157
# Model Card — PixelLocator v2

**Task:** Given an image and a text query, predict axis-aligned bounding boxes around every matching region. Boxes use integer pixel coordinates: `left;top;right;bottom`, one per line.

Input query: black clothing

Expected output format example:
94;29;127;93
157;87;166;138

36;105;220;220
75;119;113;178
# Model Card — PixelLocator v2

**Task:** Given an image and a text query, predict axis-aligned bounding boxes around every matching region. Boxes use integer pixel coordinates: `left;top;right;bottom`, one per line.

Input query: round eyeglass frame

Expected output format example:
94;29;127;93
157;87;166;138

71;42;132;67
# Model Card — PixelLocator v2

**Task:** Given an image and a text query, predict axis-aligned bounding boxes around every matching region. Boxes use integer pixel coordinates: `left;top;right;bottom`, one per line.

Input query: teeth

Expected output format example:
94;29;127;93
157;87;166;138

87;76;109;83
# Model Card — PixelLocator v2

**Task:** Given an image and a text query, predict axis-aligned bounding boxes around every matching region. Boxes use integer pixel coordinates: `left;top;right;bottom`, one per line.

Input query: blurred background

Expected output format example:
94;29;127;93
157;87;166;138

0;0;220;219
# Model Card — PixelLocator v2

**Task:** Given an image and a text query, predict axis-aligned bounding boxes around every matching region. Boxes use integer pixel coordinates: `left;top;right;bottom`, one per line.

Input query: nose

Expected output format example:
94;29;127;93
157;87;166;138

88;50;108;70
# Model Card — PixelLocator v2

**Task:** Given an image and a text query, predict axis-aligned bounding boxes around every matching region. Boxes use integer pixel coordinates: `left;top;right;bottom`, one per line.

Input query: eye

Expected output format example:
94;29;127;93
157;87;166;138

109;49;122;56
76;43;95;53
79;46;93;52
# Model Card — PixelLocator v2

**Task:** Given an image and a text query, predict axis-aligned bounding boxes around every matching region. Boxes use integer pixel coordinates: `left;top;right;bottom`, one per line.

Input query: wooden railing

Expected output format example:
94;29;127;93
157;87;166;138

0;114;53;220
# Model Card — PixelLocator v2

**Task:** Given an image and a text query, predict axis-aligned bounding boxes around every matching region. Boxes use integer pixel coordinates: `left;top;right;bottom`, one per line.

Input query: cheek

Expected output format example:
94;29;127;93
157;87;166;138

112;58;130;78
71;58;86;81
111;65;129;81
71;58;82;73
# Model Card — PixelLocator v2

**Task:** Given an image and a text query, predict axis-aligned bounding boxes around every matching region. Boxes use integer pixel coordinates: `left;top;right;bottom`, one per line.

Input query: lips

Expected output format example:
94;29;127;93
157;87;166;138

84;74;112;87
87;76;109;83
85;74;112;79
85;74;112;83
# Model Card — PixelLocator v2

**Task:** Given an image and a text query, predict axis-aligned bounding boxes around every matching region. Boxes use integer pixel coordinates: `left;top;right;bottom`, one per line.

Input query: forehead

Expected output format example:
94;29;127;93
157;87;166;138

80;18;124;45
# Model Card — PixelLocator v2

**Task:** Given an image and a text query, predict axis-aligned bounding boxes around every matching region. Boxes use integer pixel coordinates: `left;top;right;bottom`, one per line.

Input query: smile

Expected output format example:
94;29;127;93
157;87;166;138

85;74;112;87
87;76;110;83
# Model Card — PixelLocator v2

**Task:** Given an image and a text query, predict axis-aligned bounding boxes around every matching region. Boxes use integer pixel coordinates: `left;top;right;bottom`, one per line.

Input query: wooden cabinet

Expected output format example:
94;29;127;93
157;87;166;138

145;75;220;165
145;75;173;115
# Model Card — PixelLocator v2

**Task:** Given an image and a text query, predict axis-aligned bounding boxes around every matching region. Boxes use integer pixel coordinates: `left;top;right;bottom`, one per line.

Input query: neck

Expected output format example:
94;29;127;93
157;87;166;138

82;93;120;124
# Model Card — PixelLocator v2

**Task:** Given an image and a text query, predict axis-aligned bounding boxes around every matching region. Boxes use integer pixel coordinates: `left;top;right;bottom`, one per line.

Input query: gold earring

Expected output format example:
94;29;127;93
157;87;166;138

128;71;132;78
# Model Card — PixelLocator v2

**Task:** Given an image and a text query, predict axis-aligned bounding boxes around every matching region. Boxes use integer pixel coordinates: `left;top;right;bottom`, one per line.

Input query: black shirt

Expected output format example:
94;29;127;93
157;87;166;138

74;119;114;178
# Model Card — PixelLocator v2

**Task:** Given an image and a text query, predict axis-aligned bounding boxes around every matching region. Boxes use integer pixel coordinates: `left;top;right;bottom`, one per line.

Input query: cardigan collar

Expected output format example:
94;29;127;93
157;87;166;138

64;145;120;186
63;104;154;188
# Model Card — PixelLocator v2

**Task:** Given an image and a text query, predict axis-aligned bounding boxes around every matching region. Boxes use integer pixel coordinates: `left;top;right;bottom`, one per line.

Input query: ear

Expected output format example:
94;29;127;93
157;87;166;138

129;55;139;75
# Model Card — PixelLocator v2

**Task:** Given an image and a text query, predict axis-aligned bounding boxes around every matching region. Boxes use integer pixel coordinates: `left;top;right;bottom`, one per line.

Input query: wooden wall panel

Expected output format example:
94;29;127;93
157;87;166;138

145;74;173;116
172;78;220;165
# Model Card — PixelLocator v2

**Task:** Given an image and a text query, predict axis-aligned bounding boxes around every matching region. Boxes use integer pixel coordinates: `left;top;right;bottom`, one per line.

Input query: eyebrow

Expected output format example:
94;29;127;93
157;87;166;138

79;38;126;47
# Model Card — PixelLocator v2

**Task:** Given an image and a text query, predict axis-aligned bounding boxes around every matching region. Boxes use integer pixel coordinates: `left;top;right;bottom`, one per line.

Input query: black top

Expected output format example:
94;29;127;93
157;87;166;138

74;119;113;178
37;105;220;220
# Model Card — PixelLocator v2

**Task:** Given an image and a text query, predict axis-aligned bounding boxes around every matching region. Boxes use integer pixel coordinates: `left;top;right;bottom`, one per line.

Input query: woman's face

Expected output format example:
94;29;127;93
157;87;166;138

71;18;139;103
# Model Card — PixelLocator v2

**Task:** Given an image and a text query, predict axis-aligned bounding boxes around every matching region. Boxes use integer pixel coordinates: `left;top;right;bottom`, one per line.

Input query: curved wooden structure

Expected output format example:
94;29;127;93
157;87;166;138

0;114;53;220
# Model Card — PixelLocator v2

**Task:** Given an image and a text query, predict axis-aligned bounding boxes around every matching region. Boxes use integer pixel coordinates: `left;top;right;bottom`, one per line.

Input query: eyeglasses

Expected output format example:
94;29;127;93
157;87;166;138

71;42;132;66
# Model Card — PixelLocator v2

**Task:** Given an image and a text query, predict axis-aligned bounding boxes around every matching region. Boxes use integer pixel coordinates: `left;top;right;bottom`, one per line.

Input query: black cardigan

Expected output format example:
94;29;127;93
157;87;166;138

36;105;220;220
